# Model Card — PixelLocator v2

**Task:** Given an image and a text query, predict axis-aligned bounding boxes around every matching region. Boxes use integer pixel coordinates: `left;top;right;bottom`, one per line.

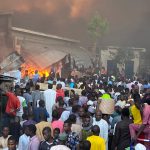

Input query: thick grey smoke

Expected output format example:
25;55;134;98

0;0;150;49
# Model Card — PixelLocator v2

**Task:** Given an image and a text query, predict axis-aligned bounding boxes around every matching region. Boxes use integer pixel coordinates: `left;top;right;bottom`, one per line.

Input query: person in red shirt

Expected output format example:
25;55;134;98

3;90;20;127
56;84;64;102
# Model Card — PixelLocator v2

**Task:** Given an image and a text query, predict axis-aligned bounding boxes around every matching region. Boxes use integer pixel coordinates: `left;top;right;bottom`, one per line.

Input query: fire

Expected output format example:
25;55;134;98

21;64;50;79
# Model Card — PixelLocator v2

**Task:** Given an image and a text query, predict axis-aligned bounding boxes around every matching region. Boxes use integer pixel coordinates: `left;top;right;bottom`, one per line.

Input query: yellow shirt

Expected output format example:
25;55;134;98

130;105;142;124
87;135;106;150
36;121;52;141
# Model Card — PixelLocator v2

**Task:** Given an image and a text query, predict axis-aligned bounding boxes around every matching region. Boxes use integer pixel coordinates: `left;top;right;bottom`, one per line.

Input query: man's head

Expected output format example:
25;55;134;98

95;110;102;121
56;84;62;90
52;110;60;120
48;84;53;89
91;125;100;136
2;126;9;138
23;125;30;136
27;124;37;137
35;84;40;90
15;87;21;96
83;114;91;127
63;120;71;133
53;128;60;138
78;107;85;117
42;127;52;141
121;108;130;119
7;136;17;150
80;140;91;150
68;114;76;124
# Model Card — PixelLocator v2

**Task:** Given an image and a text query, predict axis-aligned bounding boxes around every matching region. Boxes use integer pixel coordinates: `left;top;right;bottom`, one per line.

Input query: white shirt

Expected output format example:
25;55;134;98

43;89;56;122
18;134;30;150
93;118;108;149
51;145;70;150
16;96;26;117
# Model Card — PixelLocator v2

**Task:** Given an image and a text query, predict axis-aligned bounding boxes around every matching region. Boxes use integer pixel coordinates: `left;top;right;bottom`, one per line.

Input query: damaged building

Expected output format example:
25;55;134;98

0;12;92;77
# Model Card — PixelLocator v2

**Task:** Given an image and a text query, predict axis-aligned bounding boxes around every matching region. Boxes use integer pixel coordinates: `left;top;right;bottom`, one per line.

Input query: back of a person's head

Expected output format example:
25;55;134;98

68;114;76;123
65;90;69;97
28;124;36;134
121;108;130;118
48;84;53;89
81;90;86;96
39;100;45;107
35;84;40;90
52;110;60;120
82;140;91;150
91;125;100;135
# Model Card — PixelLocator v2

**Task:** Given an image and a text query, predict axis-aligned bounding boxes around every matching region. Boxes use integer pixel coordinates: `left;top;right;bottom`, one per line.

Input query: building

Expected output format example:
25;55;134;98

0;12;92;77
100;46;146;78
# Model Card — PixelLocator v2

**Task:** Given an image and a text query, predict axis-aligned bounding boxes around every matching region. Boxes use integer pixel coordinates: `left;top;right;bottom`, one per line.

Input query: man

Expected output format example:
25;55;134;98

51;133;71;150
31;84;44;108
87;125;106;150
80;114;92;141
78;90;88;107
68;114;82;135
3;136;18;150
18;126;30;150
15;88;27;120
112;108;132;150
23;87;32;108
36;112;52;141
63;120;79;150
32;70;39;85
0;126;11;150
4;90;20;126
33;100;49;123
93;110;108;149
43;84;56;121
76;107;85;126
28;124;40;150
39;127;54;150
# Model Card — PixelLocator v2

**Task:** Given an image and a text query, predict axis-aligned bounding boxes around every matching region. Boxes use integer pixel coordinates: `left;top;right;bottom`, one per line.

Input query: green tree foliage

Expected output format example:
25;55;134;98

88;13;109;41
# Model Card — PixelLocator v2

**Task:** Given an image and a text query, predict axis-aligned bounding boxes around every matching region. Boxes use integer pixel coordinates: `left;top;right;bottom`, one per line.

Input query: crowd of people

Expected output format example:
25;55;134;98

0;69;150;150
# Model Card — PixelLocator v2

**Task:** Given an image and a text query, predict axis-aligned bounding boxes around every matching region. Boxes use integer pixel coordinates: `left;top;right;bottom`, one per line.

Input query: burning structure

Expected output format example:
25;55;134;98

0;12;92;77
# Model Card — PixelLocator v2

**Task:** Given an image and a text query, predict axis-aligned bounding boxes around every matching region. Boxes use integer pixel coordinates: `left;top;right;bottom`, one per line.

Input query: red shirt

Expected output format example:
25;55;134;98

5;92;20;116
56;89;64;101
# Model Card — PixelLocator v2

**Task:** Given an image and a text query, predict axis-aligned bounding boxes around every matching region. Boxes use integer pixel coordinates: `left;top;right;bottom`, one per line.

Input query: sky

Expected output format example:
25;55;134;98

1;0;150;49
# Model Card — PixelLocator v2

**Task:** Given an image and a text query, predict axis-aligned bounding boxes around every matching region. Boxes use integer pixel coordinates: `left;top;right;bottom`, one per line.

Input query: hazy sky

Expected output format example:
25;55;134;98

1;0;150;49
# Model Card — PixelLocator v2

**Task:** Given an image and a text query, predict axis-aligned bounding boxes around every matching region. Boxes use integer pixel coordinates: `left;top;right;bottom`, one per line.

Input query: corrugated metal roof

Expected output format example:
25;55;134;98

12;27;80;43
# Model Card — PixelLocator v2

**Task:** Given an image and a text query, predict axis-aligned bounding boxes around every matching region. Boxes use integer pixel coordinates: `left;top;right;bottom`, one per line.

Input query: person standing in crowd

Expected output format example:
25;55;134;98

87;125;106;150
15;88;27;120
39;127;55;150
0;126;11;150
76;107;85;126
56;84;65;101
33;100;49;123
23;86;32;108
28;124;40;150
43;84;56;121
32;70;39;85
31;84;44;108
3;136;18;150
68;114;82;136
78;90;88;107
36;112;52;141
112;108;132;150
3;90;20;127
18;126;30;150
80;114;93;141
51;110;64;133
93;110;109;149
63;120;79;150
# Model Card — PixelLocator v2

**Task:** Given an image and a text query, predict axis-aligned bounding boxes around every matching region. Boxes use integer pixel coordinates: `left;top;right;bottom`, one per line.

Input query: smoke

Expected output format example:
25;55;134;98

0;0;150;48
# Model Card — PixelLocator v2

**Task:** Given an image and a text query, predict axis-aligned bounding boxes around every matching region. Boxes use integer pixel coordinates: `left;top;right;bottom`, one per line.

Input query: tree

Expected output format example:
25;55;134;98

88;13;109;68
